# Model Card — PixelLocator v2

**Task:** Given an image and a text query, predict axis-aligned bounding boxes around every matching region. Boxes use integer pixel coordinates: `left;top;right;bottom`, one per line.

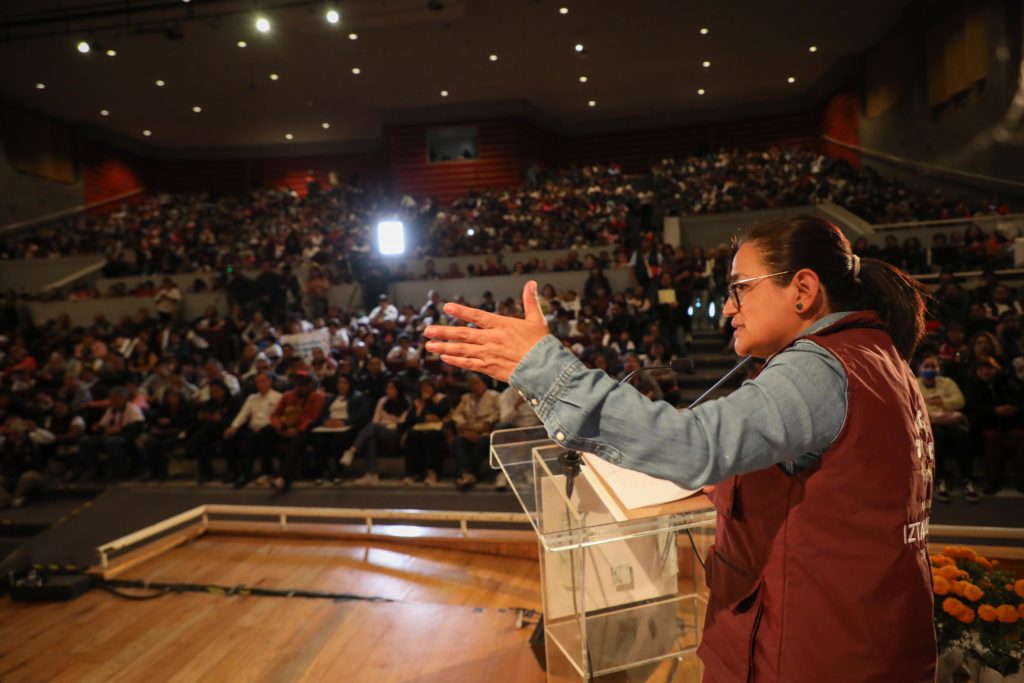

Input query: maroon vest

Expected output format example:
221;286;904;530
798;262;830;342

698;312;936;683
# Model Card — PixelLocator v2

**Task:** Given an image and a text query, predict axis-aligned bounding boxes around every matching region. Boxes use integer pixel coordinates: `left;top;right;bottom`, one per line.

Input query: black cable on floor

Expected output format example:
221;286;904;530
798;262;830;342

99;578;397;604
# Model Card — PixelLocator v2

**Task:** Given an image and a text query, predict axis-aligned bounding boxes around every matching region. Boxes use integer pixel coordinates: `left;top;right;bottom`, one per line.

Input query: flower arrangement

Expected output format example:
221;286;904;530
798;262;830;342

932;546;1024;676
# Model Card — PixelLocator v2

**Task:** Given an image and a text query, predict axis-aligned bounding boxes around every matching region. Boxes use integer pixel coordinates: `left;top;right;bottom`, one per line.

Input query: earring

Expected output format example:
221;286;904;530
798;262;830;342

795;303;804;311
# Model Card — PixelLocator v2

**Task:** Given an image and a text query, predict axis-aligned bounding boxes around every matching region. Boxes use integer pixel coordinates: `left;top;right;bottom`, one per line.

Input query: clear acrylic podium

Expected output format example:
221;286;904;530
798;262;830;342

491;426;717;683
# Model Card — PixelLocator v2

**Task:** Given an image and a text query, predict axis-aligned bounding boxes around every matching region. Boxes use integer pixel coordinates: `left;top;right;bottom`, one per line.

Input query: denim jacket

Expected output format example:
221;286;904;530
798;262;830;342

508;313;851;488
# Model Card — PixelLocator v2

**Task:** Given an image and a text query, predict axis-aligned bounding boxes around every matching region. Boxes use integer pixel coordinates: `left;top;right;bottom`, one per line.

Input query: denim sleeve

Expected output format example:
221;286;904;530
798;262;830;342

508;335;848;489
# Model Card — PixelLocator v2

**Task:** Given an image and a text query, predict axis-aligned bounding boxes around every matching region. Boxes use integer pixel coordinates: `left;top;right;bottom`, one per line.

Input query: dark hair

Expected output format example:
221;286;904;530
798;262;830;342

382;380;409;415
744;215;929;360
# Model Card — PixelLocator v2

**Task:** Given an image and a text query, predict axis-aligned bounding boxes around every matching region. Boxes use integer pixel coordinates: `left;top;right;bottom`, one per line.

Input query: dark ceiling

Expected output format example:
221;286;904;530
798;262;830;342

0;0;914;151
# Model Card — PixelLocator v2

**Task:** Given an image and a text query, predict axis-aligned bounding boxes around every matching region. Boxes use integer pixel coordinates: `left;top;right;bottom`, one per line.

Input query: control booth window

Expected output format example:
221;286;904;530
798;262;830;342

427;127;479;162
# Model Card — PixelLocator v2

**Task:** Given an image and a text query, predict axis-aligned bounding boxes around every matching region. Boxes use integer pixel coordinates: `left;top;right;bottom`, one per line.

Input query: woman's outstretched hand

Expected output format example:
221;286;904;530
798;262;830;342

423;280;549;383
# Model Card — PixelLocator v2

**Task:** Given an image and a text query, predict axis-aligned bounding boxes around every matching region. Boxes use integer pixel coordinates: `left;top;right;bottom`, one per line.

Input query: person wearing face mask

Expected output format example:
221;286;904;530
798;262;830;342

424;215;936;682
916;352;976;502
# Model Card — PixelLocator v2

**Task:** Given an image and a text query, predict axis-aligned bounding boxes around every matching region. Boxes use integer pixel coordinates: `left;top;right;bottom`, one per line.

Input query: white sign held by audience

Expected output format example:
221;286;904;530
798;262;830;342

281;329;330;361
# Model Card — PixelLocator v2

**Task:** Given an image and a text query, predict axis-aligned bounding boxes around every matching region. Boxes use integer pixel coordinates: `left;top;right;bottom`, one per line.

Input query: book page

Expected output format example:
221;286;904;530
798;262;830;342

582;452;698;510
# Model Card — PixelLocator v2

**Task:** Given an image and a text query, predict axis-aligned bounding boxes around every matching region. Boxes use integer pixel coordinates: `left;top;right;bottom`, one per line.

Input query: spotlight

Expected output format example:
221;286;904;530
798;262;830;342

787;76;796;83
377;221;406;256
34;82;46;90
559;7;569;14
587;100;596;107
100;109;110;116
579;75;588;82
574;43;584;52
106;49;117;57
489;54;498;62
269;73;279;80
326;9;340;24
322;122;330;129
697;88;706;95
255;16;271;33
808;45;818;52
467;228;476;236
351;67;361;74
348;32;358;40
192;106;202;113
143;129;152;136
440;90;449;97
285;133;294;140
77;40;91;53
702;60;710;68
699;27;709;35
155;79;166;86
237;40;248;48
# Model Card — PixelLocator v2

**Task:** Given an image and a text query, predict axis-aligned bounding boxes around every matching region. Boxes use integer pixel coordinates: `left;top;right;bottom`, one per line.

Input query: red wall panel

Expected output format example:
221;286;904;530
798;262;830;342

819;84;861;168
81;140;148;206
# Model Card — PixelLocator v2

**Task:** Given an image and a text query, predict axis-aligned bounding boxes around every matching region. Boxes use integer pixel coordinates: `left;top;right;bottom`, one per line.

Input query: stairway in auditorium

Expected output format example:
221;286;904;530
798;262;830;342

677;328;746;407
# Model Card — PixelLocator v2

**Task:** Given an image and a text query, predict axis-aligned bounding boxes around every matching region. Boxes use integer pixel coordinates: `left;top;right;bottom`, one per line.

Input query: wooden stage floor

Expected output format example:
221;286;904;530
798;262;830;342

0;535;547;683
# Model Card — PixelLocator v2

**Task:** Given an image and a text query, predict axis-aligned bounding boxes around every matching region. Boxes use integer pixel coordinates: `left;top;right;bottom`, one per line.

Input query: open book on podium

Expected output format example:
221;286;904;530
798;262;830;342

578;452;709;522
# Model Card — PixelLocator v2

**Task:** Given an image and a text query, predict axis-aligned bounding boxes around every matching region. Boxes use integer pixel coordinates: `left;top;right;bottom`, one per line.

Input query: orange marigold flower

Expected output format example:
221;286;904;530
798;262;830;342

956;607;975;624
931;555;954;567
957;569;969;579
978;605;998;622
1015;580;1024;599
938;565;961;580
996;605;1019;623
963;584;984;602
953;581;968;597
975;557;992;568
1018;603;1024;619
943;597;966;617
933;576;951;596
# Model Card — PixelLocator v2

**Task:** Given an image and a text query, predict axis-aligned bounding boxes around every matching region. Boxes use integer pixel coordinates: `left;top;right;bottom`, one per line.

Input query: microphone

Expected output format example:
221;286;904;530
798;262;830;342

617;358;695;386
686;356;754;409
558;449;583;500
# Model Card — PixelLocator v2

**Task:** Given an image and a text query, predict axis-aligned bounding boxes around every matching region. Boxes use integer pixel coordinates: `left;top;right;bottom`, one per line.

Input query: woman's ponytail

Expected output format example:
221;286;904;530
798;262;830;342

852;257;930;360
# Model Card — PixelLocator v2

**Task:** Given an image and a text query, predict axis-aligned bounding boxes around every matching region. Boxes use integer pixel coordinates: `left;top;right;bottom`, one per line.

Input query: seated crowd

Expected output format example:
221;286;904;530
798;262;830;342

2;147;1015;288
2;229;1022;508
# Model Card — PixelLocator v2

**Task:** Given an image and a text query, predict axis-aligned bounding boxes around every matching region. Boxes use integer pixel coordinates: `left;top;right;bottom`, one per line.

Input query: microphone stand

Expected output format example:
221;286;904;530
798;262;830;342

686;356;754;409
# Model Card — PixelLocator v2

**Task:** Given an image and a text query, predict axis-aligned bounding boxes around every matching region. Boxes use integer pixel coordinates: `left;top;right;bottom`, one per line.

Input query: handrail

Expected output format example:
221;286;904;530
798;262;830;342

822;135;1024;192
0;188;145;237
870;212;1024;233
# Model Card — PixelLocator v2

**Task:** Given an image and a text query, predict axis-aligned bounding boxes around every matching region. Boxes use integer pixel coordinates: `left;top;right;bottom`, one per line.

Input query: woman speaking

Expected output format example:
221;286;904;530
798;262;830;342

424;216;936;682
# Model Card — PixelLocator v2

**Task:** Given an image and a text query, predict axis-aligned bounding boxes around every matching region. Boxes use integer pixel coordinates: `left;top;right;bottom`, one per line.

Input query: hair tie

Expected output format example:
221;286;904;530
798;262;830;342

852;254;861;281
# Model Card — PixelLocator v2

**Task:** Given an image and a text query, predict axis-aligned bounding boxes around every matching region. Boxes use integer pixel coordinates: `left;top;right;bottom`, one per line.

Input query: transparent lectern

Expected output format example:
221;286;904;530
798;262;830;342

491;426;717;683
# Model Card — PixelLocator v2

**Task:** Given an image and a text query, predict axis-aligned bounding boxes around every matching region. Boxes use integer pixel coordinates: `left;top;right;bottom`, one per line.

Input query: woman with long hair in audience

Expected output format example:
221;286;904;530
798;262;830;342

424;215;937;681
348;380;409;486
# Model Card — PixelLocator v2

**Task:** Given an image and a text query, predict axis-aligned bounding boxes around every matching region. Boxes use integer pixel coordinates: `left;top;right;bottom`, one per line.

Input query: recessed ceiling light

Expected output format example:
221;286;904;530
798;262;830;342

322;122;330;129
285;133;294;140
155;79;165;87
255;16;271;33
489;54;498;62
787;76;796;83
440;90;449;97
105;49;117;57
587;100;596;107
143;129;152;136
77;40;90;54
697;88;706;95
269;73;279;80
351;67;361;74
348;32;358;40
325;9;340;24
808;45;818;53
34;82;46;90
699;27;709;35
702;60;711;68
574;43;584;52
100;109;110;116
559;7;569;14
237;40;247;48
192;106;202;113
579;75;588;83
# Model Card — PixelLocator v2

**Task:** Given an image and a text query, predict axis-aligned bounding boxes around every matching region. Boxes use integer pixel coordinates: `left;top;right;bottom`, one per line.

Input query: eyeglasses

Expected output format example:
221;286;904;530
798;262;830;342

728;270;796;310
